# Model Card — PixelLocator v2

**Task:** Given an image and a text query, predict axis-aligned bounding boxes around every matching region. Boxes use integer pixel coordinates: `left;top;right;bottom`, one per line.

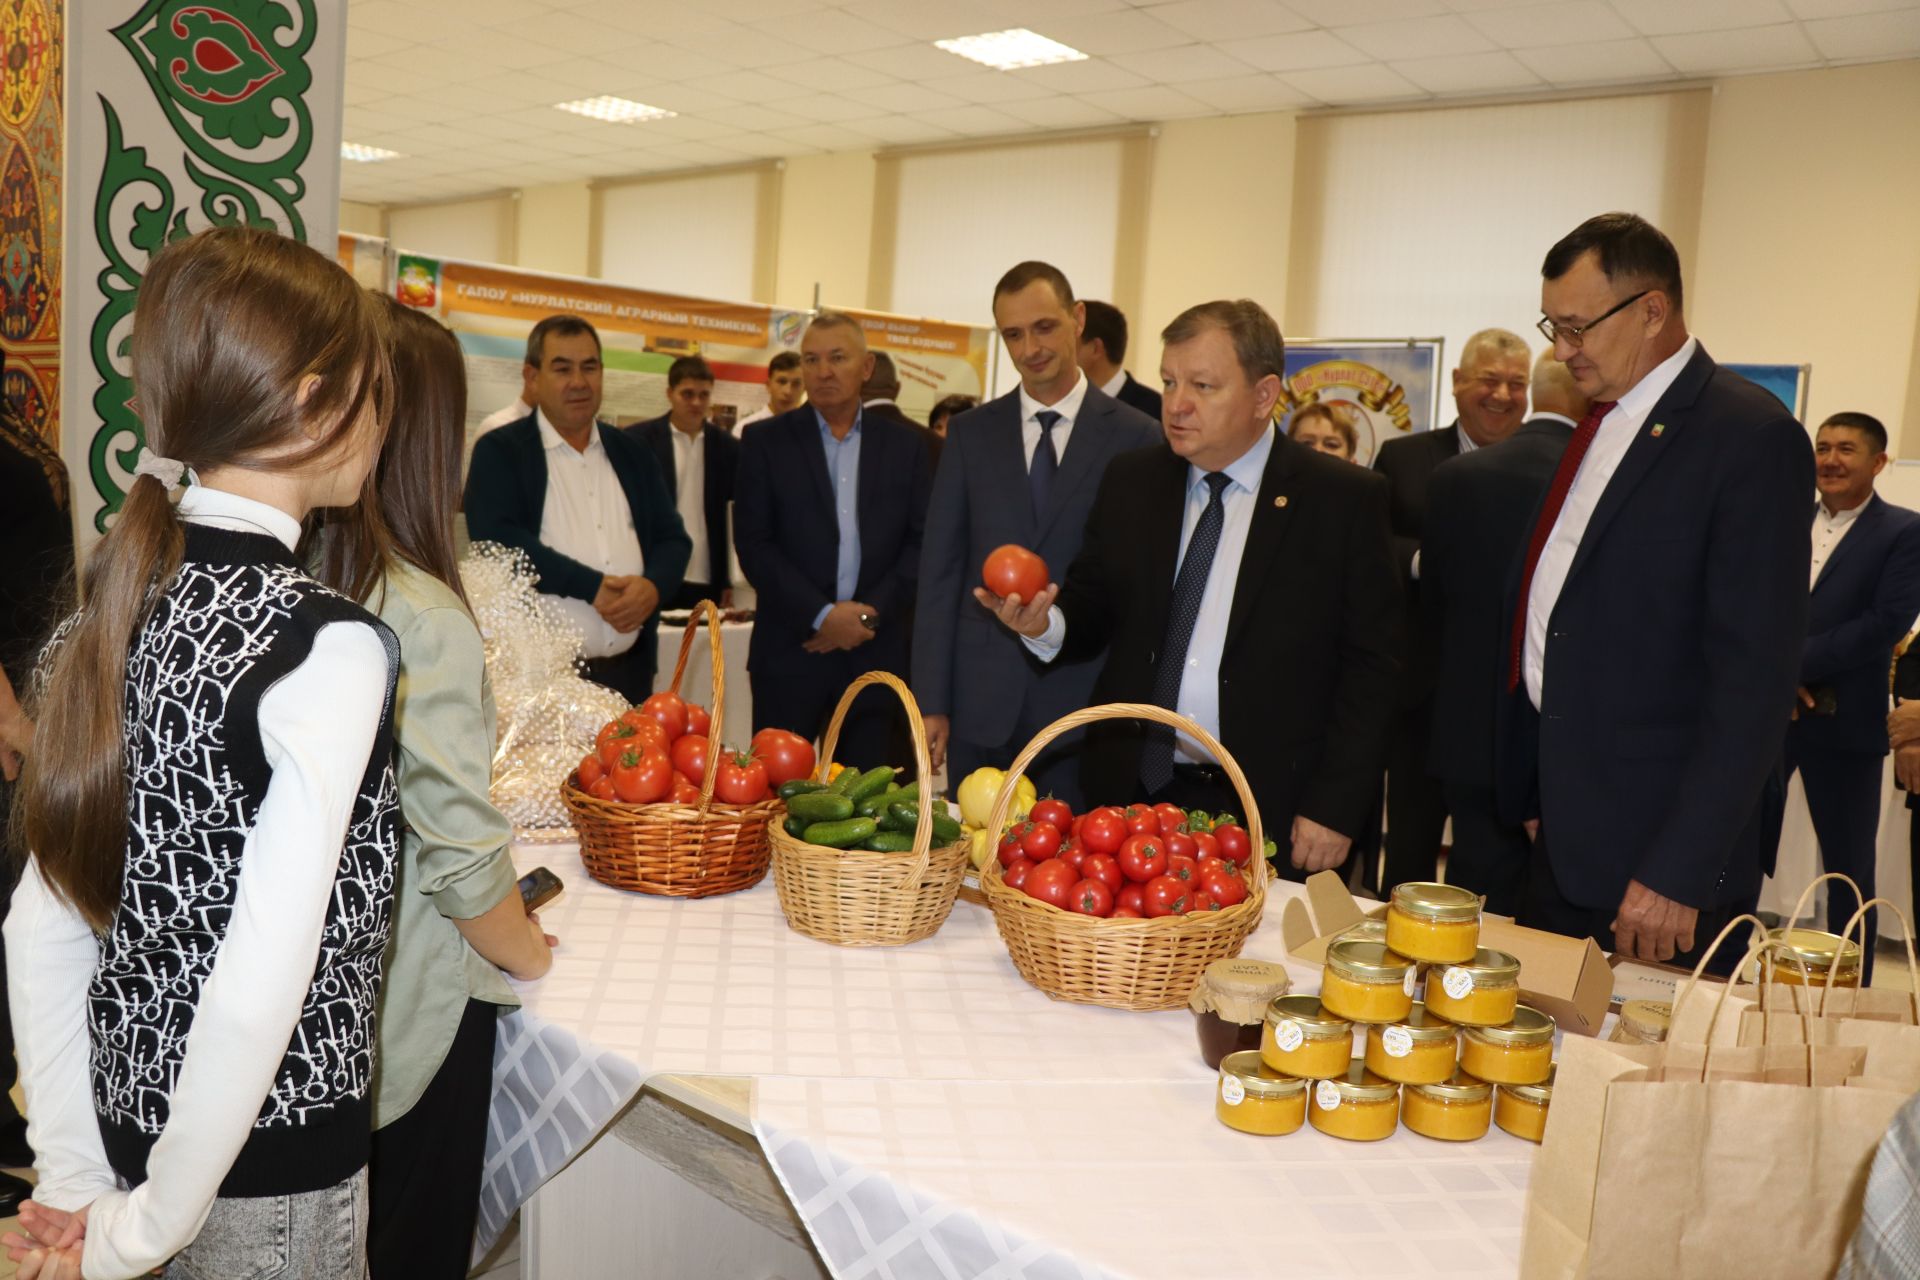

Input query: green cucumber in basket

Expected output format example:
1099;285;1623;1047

857;784;904;818
777;779;828;800
786;791;855;824
783;815;809;838
803;817;877;849
887;802;961;845
843;766;897;805
827;765;864;795
862;831;917;853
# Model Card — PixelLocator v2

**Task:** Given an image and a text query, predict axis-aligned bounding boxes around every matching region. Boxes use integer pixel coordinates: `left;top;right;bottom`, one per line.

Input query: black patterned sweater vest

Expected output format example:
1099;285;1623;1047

91;525;400;1196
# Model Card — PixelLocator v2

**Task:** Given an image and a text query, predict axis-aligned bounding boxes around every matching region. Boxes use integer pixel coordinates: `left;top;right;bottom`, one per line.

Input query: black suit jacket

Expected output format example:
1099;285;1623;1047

628;416;740;587
1791;493;1920;755
1054;433;1402;842
1492;344;1814;912
1421;417;1574;787
864;399;943;470
733;406;933;679
1114;372;1162;421
1373;424;1462;706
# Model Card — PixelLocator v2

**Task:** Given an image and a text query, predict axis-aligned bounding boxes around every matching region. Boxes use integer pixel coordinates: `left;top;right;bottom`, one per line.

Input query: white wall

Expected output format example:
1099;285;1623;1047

387;193;514;265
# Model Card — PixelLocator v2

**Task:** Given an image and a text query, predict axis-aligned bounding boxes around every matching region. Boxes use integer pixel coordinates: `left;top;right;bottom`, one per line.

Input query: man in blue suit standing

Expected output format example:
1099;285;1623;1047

1783;411;1920;974
734;310;933;771
914;263;1160;804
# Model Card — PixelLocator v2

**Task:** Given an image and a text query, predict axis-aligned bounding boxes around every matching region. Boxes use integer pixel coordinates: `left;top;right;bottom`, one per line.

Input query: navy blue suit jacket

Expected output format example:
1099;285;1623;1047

911;385;1160;748
733;407;933;678
1792;493;1920;755
1492;345;1814;912
628;416;740;588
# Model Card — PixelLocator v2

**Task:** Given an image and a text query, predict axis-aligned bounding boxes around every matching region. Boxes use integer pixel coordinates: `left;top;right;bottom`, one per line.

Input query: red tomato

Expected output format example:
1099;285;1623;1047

588;776;618;801
1020;822;1063;862
1058;842;1086;873
1196;856;1232;883
1083;852;1123;895
1079;810;1127;855
1112;906;1145;919
631;718;671;754
1023;858;1078;909
670;771;701;805
1124;807;1161;838
1090;805;1127;824
751;728;817;787
998;825;1030;868
981;543;1049;603
1068;878;1114;917
1116;882;1146;914
1165;853;1199;884
577;753;606;789
1205;866;1249;908
1214;822;1252;866
1070;813;1087;841
596;720;640;767
640;691;689;740
1117;834;1168;884
713;749;771;805
612;748;673;804
1003;856;1035;889
1164;829;1198;861
1031;798;1073;833
618;707;653;733
669;734;711;785
1192;830;1221;861
1142;874;1190;917
685;703;712;739
1190;887;1219;913
1154;803;1189;835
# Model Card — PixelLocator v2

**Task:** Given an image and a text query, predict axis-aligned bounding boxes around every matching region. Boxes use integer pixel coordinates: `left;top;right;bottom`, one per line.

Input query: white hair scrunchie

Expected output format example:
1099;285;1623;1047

133;448;187;492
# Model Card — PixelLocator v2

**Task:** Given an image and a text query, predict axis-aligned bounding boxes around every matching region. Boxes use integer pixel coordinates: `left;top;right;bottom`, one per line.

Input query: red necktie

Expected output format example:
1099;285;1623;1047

1508;400;1617;692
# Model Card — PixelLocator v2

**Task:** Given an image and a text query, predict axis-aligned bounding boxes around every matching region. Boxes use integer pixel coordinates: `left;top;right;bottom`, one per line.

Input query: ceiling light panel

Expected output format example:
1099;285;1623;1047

553;95;677;124
340;141;402;162
935;28;1088;70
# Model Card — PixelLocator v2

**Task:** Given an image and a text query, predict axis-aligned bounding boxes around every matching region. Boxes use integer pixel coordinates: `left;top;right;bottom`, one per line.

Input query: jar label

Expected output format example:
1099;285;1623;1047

1221;1075;1246;1106
1315;1079;1342;1111
1442;966;1475;1000
1275;1020;1305;1053
1381;1025;1414;1058
1403;968;1418;997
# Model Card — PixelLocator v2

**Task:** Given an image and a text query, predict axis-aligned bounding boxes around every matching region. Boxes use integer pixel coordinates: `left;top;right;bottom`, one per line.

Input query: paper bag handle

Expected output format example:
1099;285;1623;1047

1828;896;1920;1024
1693;932;1816;1082
1785;871;1866;939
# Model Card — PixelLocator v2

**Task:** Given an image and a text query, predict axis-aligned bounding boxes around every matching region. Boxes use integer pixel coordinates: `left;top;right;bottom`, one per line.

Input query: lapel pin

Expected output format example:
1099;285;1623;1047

1274;495;1289;508
1650;422;1666;438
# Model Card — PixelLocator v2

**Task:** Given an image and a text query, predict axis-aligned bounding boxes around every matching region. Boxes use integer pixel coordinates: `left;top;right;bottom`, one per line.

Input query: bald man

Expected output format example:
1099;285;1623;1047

1417;350;1583;913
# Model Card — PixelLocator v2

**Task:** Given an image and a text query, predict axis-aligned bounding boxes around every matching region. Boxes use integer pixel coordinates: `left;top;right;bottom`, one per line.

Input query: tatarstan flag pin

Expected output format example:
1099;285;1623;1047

1651;422;1666;437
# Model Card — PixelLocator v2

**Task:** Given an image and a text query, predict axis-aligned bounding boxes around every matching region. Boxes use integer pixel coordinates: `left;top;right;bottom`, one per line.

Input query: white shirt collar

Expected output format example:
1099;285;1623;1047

538;406;601;455
1456;426;1481;456
1530;412;1579;429
1099;368;1127;399
1192;423;1276;496
1612;336;1700;423
1819;495;1870;527
176;484;304;552
1018;369;1088;427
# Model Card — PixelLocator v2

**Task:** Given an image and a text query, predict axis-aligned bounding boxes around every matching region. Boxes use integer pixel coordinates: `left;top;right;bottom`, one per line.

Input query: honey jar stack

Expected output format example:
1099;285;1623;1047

1213;882;1556;1144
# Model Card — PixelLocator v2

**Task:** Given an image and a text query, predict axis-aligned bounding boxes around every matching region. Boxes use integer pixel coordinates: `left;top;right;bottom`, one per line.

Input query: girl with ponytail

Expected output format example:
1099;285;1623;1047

4;225;399;1279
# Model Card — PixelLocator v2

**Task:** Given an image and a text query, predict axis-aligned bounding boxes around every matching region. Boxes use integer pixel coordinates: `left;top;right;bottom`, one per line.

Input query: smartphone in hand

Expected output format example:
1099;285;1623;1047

518;866;563;912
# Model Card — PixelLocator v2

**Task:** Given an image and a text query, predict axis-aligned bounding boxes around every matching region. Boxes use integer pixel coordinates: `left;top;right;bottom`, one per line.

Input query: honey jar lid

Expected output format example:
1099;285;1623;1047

1767;928;1861;974
1189;957;1292;1024
1618;999;1671;1038
1390;881;1483;922
1266;993;1351;1039
1325;939;1415;984
1501;1065;1557;1104
1449;947;1521;982
1336;918;1388;944
1408;1070;1493;1103
1374;1001;1459;1043
1465;1005;1555;1046
1320;1058;1399;1104
1219;1050;1308;1099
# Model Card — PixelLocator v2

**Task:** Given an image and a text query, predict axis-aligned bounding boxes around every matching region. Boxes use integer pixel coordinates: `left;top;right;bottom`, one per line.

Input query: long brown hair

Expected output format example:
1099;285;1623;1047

21;226;390;930
316;294;470;609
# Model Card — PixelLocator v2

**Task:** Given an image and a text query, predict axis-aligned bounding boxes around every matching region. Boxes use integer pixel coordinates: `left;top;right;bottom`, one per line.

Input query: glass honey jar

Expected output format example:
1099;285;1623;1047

1261;994;1354;1080
1385;882;1482;964
1402;1071;1494;1142
1364;1001;1460;1085
1762;928;1862;988
1216;1050;1309;1136
1319;939;1416;1024
1494;1069;1556;1143
1422;947;1521;1027
1459;1006;1555;1085
1191;957;1293;1069
1307;1060;1400;1142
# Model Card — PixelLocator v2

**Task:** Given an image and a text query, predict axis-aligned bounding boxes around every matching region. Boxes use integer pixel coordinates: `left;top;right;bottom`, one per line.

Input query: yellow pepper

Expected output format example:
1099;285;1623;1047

956;767;1035;829
967;827;993;870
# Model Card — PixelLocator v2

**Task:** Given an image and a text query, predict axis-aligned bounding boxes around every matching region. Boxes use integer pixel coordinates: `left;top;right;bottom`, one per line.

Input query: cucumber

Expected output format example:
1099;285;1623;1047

857;783;904;818
778;779;828;800
803;817;878;849
787;792;855;823
862;831;917;853
827;765;863;796
844;766;897;805
783;815;809;838
887;802;962;845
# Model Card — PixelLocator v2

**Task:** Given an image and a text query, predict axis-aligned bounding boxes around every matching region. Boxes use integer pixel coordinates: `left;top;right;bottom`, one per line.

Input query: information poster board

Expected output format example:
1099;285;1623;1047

1727;362;1812;421
839;306;996;423
337;231;387;291
1275;338;1444;468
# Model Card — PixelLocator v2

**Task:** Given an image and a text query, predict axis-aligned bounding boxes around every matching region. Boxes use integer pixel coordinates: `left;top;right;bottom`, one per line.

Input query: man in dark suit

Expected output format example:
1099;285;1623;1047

464;315;691;703
1782;411;1920;975
914;262;1159;805
984;299;1401;875
1078;299;1163;422
1497;212;1813;969
734;311;934;770
1370;327;1531;893
1420;352;1585;915
861;351;942;469
628;355;741;610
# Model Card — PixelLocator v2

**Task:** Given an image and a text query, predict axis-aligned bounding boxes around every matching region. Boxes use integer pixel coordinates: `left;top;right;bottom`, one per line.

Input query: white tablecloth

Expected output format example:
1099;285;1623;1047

481;846;1541;1276
652;618;752;749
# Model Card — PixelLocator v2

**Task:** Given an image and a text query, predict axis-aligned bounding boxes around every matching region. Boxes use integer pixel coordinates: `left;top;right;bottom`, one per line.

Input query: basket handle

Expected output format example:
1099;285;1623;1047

980;702;1265;858
812;671;937;891
667;599;727;812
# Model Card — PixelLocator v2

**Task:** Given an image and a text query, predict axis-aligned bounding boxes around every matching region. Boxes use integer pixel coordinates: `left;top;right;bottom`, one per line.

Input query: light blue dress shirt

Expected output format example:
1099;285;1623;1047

1027;425;1275;760
812;408;864;631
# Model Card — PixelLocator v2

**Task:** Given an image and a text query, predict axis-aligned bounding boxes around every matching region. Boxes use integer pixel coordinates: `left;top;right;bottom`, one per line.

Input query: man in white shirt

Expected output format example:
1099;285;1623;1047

628;355;740;611
1496;212;1812;971
735;350;803;432
1076;299;1162;421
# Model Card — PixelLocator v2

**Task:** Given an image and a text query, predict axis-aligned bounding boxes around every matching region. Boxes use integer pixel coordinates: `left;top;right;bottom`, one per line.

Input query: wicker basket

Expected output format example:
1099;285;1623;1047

978;703;1267;1010
560;600;779;897
769;671;971;946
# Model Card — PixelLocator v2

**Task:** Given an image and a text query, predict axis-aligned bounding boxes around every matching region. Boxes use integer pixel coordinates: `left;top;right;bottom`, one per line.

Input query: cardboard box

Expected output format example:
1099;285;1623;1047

1277;871;1614;1037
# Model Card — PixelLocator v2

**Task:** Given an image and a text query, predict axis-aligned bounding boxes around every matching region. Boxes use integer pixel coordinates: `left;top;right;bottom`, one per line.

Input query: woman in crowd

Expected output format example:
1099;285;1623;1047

5;226;397;1278
314;296;555;1278
929;393;978;438
1286;401;1360;461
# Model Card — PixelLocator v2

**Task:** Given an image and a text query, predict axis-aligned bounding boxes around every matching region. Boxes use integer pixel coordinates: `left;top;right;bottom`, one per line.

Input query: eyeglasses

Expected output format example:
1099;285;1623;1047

1536;290;1649;348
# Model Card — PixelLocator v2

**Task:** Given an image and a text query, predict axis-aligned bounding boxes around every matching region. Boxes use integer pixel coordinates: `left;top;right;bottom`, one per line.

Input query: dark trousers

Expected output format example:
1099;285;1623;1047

368;998;500;1279
667;581;722;612
1784;738;1885;981
582;641;657;705
1443;781;1532;918
1520;834;1756;978
1382;701;1449;890
750;651;909;778
951;717;1085;811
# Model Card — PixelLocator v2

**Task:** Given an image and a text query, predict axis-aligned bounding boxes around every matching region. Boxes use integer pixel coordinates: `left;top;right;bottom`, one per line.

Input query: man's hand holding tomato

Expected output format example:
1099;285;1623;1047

974;582;1060;638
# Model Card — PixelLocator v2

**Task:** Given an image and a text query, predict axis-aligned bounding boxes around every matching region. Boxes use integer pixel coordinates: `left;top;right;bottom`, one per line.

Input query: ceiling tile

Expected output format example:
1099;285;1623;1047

1176;72;1317;111
840;81;973;113
513;23;653;57
922;70;1062;103
561;0;741;39
776;92;878;123
838;0;1035;40
433;27;588;70
1280;61;1428;102
1106;43;1259;81
473;69;594;106
1216;29;1372;70
837;114;963;144
763;56;902;92
1785;0;1917;14
354;52;459;93
344;29;412;59
1337;14;1497;59
1284;0;1446;21
723;133;820;158
1391;49;1544;91
693;0;839;23
1460;1;1636;47
1803;9;1920;57
1028;8;1194;55
773;122;886;150
1511;36;1677;82
585;45;740;85
368;94;475;125
992;95;1131;128
1010;58;1154;92
704;102;809;131
1076;84;1216;117
1651;21;1822;70
754;9;917;55
844;42;985;80
909;104;1034;134
345;4;447;43
1609;0;1796;36
650;140;761;166
1140;0;1315;41
683;70;814;104
630;114;743;142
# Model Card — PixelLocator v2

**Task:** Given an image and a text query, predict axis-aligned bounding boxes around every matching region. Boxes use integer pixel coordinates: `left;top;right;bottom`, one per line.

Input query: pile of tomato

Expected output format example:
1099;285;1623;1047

574;691;817;808
997;800;1256;918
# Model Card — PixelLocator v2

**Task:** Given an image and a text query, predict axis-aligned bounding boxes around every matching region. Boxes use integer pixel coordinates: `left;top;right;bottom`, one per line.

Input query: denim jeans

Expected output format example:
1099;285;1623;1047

165;1167;368;1280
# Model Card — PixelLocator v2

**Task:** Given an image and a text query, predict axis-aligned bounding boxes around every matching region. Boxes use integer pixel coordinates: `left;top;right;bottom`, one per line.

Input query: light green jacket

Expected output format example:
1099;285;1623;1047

369;560;520;1128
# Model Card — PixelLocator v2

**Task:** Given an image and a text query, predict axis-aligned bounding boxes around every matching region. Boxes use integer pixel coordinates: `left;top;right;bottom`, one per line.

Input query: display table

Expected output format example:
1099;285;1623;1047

651;617;752;747
481;845;1542;1278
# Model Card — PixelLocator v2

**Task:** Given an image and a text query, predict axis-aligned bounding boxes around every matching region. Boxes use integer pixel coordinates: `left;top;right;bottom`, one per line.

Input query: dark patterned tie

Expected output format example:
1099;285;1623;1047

1030;410;1062;521
1140;471;1233;795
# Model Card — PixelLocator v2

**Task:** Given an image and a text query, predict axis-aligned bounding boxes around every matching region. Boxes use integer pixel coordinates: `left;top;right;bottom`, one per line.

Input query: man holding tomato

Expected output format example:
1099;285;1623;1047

980;299;1401;876
914;261;1159;804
